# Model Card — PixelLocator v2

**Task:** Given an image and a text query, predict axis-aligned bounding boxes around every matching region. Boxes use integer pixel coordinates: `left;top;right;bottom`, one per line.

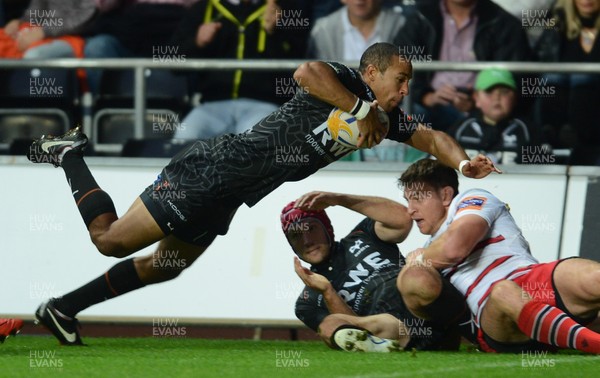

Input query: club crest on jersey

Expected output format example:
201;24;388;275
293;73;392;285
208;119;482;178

457;196;487;213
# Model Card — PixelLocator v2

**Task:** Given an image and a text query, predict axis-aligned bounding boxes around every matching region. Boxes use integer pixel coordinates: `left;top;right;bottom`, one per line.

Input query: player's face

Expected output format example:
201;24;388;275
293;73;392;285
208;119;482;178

404;183;452;235
368;57;411;112
474;86;515;124
575;0;599;18
286;219;331;264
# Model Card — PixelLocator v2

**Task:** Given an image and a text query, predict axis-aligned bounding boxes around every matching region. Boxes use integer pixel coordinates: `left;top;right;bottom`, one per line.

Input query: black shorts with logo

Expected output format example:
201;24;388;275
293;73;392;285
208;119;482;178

139;139;243;246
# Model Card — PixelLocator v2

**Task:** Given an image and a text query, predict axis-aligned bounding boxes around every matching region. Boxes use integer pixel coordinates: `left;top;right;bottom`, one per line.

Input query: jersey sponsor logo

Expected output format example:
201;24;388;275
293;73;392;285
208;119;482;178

337;252;392;304
457;196;487;213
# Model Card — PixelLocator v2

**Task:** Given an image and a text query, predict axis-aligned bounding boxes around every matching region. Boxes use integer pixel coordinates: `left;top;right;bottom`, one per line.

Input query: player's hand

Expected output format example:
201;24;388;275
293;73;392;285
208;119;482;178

356;100;386;149
293;191;337;211
294;257;331;292
195;22;222;48
461;154;502;178
405;248;431;268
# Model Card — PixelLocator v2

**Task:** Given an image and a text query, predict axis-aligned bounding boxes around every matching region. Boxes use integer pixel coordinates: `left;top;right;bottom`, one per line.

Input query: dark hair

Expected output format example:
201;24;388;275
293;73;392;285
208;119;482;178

398;159;459;197
359;42;411;74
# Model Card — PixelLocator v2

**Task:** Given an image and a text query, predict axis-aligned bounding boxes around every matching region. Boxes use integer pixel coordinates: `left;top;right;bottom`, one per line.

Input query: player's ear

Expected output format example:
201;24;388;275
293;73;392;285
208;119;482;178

365;64;379;82
441;186;454;206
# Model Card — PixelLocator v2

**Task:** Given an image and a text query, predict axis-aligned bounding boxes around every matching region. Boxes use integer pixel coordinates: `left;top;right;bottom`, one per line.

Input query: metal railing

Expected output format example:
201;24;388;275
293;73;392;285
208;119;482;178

1;58;599;140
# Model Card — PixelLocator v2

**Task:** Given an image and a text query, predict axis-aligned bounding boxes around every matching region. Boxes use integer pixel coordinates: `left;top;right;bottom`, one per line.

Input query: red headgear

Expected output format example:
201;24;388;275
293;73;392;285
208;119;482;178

280;201;335;244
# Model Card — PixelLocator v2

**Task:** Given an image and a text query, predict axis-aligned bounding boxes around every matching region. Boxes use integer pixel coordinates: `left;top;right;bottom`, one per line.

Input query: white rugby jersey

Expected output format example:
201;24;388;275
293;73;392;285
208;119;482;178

424;188;539;325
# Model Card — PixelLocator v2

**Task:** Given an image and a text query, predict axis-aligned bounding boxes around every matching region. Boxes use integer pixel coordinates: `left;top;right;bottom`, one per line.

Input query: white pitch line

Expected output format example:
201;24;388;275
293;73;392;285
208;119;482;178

337;355;600;378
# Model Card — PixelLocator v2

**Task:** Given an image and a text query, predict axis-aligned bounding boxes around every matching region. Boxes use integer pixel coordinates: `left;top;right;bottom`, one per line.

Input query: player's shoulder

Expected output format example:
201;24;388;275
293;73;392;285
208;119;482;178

453;188;503;212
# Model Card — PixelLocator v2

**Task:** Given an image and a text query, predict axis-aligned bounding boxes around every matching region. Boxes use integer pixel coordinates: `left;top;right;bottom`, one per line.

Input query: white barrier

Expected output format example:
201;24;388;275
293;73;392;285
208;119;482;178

0;157;596;322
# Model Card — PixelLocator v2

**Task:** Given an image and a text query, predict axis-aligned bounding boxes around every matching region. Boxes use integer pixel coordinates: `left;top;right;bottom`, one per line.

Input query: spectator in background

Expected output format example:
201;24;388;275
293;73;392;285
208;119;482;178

492;0;556;48
449;67;548;165
1;0;108;59
395;0;532;132
307;0;408;161
83;0;196;92
535;0;600;165
171;0;309;140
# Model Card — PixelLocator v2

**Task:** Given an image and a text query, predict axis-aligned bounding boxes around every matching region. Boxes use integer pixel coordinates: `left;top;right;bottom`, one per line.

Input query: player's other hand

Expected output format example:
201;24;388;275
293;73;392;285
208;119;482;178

462;154;502;179
293;257;331;292
356;100;386;149
294;191;338;211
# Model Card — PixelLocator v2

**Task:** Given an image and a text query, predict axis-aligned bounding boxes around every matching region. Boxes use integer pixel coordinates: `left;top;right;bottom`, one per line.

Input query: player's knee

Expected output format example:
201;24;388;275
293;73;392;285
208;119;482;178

488;280;524;316
92;232;128;258
581;269;600;299
398;266;441;306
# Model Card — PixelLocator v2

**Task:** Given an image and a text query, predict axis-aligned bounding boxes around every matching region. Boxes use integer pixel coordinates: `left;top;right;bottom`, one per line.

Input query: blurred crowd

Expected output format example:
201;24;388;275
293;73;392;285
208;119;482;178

0;0;598;165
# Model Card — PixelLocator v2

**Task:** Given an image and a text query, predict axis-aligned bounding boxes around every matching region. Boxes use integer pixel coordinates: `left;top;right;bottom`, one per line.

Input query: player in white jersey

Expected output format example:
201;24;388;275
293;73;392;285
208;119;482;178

397;158;600;354
427;187;539;326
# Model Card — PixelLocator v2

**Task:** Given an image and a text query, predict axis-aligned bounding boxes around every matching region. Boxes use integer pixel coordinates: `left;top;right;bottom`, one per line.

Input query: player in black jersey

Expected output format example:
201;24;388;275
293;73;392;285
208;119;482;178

27;42;498;345
282;191;462;352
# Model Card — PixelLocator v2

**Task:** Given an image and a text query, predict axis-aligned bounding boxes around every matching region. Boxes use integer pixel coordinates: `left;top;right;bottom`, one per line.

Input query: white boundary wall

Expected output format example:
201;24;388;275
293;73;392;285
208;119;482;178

0;158;595;322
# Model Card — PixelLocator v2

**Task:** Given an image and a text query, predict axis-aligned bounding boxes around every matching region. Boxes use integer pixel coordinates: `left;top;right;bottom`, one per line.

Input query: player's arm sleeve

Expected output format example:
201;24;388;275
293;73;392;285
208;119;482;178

294;287;330;332
453;190;505;226
385;108;418;143
323;62;365;96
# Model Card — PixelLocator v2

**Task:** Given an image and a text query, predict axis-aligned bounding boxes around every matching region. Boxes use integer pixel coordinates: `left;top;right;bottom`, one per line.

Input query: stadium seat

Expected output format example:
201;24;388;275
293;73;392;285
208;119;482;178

92;69;190;154
0;68;79;154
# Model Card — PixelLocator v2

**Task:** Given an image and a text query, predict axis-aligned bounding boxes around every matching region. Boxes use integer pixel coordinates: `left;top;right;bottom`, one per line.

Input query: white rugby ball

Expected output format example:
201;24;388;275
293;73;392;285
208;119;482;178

326;105;390;149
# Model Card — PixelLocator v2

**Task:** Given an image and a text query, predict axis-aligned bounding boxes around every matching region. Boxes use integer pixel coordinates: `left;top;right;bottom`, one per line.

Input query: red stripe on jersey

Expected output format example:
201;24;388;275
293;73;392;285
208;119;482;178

444;235;506;280
464;255;512;300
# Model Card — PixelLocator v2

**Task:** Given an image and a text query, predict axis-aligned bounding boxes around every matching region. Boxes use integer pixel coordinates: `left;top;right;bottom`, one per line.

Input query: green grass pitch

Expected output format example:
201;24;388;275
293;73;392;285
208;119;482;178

1;336;599;378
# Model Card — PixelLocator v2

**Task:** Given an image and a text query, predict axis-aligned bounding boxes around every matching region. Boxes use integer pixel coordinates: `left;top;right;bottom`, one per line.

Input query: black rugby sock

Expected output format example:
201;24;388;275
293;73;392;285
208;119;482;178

61;151;116;228
421;278;469;329
53;259;145;317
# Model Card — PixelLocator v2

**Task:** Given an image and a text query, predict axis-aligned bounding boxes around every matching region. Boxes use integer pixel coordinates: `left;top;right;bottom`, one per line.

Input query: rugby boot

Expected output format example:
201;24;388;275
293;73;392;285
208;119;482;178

27;126;88;167
35;299;84;346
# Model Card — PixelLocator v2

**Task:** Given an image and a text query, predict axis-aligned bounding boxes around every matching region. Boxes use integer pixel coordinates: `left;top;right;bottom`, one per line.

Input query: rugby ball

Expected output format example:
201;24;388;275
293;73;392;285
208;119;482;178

326;105;390;149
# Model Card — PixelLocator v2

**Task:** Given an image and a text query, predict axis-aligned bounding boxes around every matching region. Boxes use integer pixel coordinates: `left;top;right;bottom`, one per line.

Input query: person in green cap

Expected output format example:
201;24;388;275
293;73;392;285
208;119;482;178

448;67;549;165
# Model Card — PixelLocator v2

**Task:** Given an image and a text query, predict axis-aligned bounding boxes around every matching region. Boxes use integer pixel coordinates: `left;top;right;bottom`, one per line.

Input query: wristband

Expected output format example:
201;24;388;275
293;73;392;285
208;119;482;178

458;160;470;177
354;100;370;120
350;97;362;115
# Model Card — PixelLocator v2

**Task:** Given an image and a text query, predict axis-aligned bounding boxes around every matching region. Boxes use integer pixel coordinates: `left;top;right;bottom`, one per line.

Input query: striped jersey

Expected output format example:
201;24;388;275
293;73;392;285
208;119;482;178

424;188;539;325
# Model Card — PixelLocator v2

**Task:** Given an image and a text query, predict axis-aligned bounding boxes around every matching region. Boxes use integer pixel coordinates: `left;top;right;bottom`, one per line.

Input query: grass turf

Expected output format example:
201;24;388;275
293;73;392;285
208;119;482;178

1;336;599;378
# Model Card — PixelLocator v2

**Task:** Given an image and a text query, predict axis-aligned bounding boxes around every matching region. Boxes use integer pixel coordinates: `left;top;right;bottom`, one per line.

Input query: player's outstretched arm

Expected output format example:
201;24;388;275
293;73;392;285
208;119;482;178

294;257;355;316
293;62;385;148
405;124;502;178
294;191;411;243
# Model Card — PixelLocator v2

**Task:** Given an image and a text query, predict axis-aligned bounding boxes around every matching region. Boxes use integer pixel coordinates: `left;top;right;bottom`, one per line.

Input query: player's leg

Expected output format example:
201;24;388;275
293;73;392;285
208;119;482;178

396;263;468;329
481;273;600;353
320;313;405;352
27;127;166;257
552;258;600;320
36;234;210;345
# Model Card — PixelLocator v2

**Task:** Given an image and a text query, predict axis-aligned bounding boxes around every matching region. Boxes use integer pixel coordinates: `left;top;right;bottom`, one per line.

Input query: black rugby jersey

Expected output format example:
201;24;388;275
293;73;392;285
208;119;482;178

184;62;418;207
294;218;406;332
